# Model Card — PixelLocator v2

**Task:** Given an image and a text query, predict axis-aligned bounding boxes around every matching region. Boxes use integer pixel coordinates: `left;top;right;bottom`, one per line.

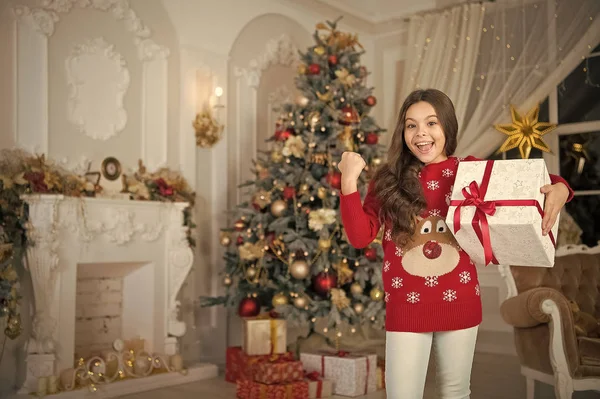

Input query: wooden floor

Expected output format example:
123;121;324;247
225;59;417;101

121;352;600;399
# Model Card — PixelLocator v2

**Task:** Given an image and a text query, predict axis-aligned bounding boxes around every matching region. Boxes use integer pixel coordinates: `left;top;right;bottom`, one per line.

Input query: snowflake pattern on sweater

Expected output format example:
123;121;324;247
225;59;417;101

340;156;484;332
340;155;573;333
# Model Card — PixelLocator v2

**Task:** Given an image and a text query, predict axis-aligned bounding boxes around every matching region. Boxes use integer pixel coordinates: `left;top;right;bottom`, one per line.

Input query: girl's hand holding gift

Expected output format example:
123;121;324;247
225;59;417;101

540;182;570;236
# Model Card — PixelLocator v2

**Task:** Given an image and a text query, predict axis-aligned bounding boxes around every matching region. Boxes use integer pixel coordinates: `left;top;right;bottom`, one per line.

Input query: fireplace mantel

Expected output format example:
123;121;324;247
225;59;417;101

18;194;197;394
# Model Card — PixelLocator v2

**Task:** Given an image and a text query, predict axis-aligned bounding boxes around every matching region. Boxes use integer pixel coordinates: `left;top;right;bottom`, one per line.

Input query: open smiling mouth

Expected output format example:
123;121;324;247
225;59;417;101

415;141;433;154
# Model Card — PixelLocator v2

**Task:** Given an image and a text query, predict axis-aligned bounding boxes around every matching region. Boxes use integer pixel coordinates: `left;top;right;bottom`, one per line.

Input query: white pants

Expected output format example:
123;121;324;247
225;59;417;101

385;326;478;399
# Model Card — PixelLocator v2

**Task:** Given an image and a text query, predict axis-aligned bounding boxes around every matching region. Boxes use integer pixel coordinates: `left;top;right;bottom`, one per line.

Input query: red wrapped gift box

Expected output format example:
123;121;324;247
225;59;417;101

253;360;304;385
236;378;309;399
226;346;294;383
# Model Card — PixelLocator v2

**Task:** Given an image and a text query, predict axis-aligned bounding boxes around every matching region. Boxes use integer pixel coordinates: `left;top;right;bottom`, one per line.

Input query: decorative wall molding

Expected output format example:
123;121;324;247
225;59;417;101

12;5;57;36
14;0;170;62
267;85;293;110
236;34;298;88
12;0;170;173
65;37;130;141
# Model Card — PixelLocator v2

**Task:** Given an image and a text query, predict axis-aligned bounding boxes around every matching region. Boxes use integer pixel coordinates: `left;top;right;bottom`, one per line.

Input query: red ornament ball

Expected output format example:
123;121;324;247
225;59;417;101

312;272;337;297
238;297;260;317
326;171;342;189
365;96;377;106
308;63;321;75
234;219;245;232
328;55;338;65
275;129;293;141
236;236;244;246
339;106;360;125
283;186;296;200
365;132;379;145
364;247;377;261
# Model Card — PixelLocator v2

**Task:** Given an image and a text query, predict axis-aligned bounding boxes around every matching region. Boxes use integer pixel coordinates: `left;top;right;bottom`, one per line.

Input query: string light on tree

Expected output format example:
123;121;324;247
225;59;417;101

201;17;388;333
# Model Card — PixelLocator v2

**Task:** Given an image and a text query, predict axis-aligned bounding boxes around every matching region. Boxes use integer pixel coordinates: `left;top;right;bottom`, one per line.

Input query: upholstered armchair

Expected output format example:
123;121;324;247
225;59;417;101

499;243;600;399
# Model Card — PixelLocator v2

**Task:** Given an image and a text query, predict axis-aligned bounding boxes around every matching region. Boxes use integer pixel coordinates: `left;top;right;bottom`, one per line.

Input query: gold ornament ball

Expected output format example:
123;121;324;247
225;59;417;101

271;150;284;163
317;187;327;199
220;235;231;246
272;293;289;307
370;287;384;301
353;302;365;314
290;259;310;279
298;64;307;74
299;183;310;194
350;282;363;295
246;267;257;279
314;46;326;55
293;296;308;309
318;238;332;251
371;157;382;167
270;200;287;217
222;275;233;287
234;220;245;231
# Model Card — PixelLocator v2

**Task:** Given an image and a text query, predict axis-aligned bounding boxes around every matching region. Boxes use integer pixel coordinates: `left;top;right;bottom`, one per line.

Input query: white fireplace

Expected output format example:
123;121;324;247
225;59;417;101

17;194;217;396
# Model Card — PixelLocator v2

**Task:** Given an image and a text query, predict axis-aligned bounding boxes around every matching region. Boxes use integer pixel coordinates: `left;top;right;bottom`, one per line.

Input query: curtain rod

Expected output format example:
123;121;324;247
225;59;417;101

402;0;492;22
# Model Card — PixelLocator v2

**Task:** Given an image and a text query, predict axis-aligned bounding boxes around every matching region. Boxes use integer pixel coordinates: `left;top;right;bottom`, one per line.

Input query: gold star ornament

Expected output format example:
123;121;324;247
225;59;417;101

494;104;557;159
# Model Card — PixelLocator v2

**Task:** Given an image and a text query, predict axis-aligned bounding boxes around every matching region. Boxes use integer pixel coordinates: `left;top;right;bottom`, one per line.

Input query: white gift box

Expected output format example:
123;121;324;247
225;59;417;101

446;159;559;267
300;351;377;397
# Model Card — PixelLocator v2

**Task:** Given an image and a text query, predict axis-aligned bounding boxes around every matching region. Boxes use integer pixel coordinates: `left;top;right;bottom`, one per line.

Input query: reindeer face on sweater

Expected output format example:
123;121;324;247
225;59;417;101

401;216;461;277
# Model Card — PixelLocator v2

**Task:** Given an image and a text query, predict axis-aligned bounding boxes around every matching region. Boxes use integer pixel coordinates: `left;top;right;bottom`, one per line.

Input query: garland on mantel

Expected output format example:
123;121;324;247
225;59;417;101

0;149;196;340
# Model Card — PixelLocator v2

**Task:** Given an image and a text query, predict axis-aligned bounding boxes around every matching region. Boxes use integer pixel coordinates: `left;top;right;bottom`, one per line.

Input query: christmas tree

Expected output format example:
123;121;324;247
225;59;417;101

202;18;387;335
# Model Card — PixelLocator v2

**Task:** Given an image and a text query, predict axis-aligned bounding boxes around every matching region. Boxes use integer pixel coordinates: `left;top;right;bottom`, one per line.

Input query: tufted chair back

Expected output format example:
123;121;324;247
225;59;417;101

510;253;600;318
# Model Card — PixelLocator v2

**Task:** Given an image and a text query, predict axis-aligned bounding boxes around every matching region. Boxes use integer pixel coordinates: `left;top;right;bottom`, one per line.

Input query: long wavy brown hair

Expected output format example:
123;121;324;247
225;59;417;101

372;89;458;245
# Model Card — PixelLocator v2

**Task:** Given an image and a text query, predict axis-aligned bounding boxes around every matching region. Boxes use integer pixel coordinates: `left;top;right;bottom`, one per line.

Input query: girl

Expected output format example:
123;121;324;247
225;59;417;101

338;89;572;399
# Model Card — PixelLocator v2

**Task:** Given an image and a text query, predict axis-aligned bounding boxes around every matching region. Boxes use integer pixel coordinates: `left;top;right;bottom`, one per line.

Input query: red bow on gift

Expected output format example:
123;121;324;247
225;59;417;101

336;350;349;357
305;371;321;381
452;180;498;266
450;160;556;266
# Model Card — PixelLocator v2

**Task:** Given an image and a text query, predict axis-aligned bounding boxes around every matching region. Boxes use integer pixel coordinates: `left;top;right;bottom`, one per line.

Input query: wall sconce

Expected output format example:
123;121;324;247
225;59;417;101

193;86;225;148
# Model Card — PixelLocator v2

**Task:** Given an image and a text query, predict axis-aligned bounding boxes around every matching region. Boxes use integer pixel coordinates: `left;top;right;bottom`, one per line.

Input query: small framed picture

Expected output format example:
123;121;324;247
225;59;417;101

101;157;122;181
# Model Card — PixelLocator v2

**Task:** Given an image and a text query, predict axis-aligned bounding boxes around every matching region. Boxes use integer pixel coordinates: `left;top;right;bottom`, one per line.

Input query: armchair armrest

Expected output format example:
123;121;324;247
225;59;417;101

500;287;581;385
500;287;573;328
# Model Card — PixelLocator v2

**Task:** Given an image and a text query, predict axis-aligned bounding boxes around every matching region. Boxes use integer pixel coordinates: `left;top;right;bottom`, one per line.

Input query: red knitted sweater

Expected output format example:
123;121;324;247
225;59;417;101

340;156;573;332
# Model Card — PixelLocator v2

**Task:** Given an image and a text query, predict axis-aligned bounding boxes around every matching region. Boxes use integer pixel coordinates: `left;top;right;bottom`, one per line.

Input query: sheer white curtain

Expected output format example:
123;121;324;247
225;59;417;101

399;0;600;158
400;3;485;129
456;0;600;157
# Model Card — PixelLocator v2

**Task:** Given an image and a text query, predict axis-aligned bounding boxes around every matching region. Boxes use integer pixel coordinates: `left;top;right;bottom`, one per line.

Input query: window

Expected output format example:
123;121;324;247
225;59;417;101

486;47;600;247
549;44;600;246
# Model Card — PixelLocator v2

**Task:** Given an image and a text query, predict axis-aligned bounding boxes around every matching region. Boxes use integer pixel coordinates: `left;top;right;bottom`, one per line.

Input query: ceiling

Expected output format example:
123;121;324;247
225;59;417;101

315;0;466;23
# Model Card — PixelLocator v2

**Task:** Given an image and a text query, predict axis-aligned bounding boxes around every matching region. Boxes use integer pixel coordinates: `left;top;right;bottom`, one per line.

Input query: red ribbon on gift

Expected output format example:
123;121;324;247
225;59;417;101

305;371;321;381
305;371;323;397
365;357;370;395
450;160;556;266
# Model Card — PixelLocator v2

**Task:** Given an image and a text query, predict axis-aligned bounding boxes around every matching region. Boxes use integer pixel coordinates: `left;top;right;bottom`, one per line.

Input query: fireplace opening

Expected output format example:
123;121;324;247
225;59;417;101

75;261;154;362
